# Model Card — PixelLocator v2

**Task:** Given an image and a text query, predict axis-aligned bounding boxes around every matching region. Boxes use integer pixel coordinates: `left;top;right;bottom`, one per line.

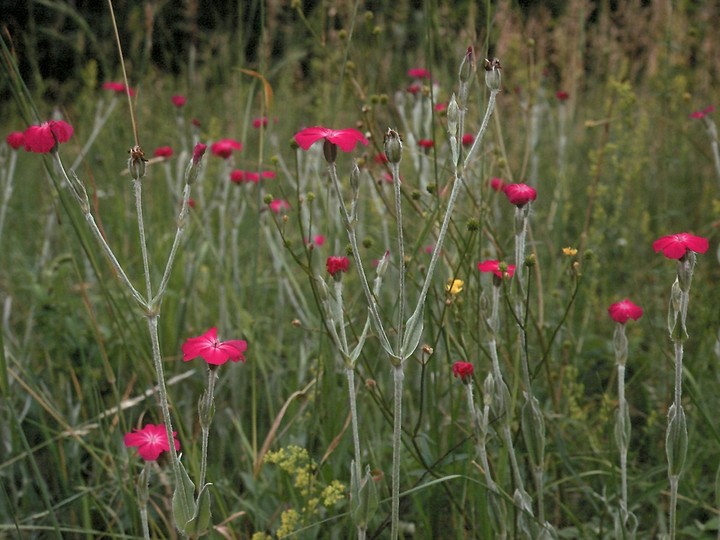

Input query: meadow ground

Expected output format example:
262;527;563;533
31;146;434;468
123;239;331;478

2;1;720;538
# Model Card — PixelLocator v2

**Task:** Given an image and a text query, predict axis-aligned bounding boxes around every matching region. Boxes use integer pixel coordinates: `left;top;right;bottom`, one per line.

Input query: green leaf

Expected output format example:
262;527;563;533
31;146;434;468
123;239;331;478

172;461;197;534
401;307;424;360
183;483;213;537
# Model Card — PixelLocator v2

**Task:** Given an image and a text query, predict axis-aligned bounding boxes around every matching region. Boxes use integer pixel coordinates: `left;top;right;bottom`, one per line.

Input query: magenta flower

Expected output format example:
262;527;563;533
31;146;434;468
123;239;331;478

171;95;186;108
608;299;644;324
326;256;350;277
103;81;136;97
153;146;173;158
182;327;247;366
253;116;269;128
503;183;537;207
689;105;715;119
418;139;434;150
294;126;369;153
652;233;709;259
269;199;290;214
490;177;505;192
461;133;474;146
210;138;242;159
192;142;207;164
23;120;74;153
452;361;474;383
406;83;422;95
556;91;569;102
407;68;431;79
124;423;180;461
6;131;24;150
477;259;515;279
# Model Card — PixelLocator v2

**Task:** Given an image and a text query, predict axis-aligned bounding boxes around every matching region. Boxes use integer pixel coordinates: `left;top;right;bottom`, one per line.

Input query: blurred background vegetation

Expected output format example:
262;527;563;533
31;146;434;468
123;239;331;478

2;1;720;538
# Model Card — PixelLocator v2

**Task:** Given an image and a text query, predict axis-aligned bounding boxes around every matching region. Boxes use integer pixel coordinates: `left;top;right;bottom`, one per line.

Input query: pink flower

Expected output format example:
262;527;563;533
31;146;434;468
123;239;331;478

153;146;173;158
6;131;24;150
188;198;196;209
477;260;515;279
652;233;709;260
262;171;276;179
182;327;247;366
608;299;643;324
326;256;350;276
230;170;246;183
489;177;505;192
192;142;207;164
452;361;474;383
435;103;447;113
313;234;326;246
253;117;269;128
406;83;422;95
408;68;431;79
461;133;474;146
191;118;202;128
124;423;180;461
689;105;715;119
294;126;369;153
269;199;290;214
418;139;434;150
374;153;388;164
171;95;186;108
23;120;74;153
103;81;136;97
556;91;569;102
211;138;242;159
503;183;537;207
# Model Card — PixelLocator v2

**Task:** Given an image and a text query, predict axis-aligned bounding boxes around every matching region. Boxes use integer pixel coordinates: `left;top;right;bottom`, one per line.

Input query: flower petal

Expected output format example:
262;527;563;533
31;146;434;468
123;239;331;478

294;127;332;150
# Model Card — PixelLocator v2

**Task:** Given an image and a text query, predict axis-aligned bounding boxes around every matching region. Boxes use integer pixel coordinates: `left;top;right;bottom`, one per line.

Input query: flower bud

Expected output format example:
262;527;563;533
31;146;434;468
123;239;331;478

484;57;502;91
459;47;476;84
127;145;147;179
665;403;688;477
384;128;403;164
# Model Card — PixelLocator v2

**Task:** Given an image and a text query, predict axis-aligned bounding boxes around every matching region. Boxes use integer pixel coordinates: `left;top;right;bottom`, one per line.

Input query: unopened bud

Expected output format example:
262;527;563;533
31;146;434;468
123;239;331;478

384;128;403;163
459;47;476;83
484;57;502;91
376;250;390;278
128;146;147;179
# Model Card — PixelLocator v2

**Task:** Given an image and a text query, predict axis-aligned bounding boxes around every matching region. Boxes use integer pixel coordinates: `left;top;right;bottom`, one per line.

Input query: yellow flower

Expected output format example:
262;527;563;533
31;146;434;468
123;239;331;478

445;278;464;296
562;247;578;256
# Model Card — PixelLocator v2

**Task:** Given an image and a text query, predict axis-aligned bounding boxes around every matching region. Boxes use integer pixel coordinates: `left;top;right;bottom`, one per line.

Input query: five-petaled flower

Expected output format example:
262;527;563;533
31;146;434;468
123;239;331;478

210;138;243;159
503;183;537;207
294;126;369;154
6;131;24;150
23;120;74;153
477;260;515;280
461;133;474;146
103;81;136;97
689;105;714;119
452;361;474;383
182;327;248;366
124;423;180;461
153;146;173;158
490;177;505;192
253;117;269;128
171;95;186;108
269;199;291;214
652;233;709;260
326;256;350;277
446;278;464;296
418;139;434;150
407;68;431;79
608;299;644;324
556;91;570;102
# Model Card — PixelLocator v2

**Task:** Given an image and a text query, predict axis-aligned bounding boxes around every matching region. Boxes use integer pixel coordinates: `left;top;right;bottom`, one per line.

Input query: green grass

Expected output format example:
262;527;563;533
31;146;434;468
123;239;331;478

2;1;720;538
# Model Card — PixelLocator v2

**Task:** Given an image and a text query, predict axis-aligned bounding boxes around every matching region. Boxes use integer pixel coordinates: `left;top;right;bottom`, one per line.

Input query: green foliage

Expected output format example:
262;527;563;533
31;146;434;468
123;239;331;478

2;1;720;538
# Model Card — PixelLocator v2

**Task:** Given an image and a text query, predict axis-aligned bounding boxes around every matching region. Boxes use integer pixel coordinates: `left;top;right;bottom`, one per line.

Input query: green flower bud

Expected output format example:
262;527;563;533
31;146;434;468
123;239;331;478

484;57;502;91
384;128;403;163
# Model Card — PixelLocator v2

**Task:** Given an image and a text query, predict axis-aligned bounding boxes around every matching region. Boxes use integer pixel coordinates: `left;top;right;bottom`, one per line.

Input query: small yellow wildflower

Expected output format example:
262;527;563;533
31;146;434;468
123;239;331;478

322;480;347;507
277;508;301;539
562;246;578;256
251;533;273;540
445;278;464;295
